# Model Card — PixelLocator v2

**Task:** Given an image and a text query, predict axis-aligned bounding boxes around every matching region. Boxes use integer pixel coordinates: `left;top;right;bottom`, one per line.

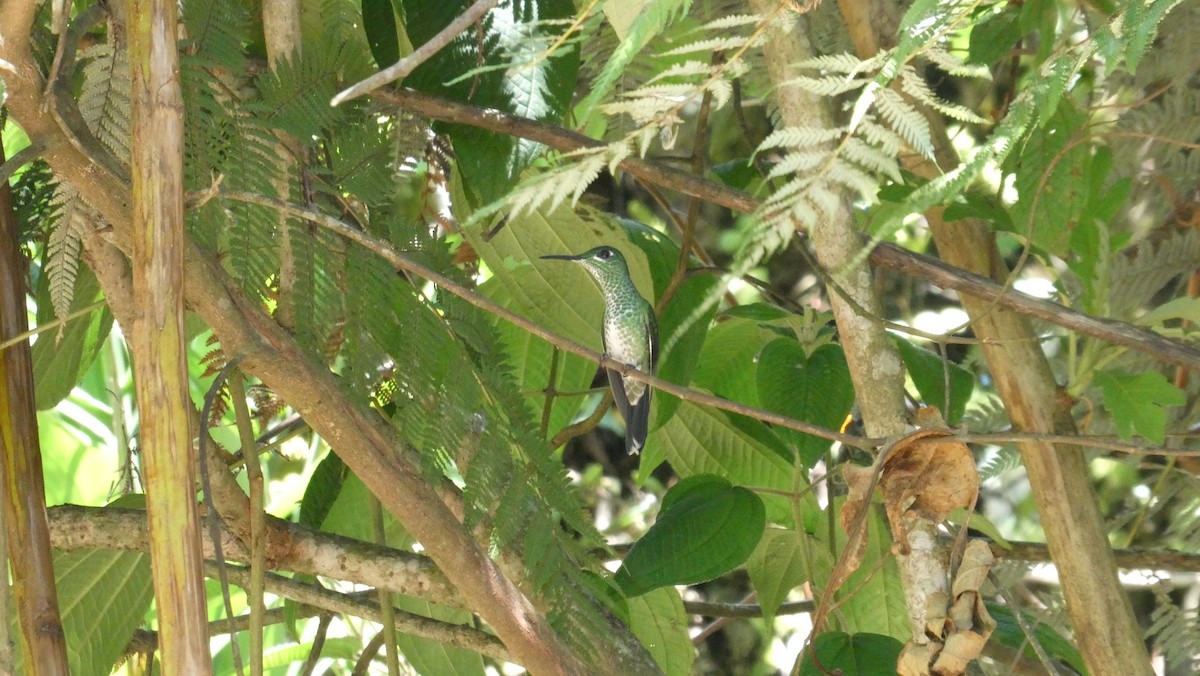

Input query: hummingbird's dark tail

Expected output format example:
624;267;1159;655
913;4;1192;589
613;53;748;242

626;388;650;455
606;368;650;455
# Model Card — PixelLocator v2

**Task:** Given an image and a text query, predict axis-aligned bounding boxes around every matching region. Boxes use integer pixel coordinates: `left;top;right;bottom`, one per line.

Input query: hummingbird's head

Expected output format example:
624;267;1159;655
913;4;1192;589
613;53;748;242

541;246;630;283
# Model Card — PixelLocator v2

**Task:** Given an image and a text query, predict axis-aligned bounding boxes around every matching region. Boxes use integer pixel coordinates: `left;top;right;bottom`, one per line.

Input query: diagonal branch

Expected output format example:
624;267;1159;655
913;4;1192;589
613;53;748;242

330;0;500;106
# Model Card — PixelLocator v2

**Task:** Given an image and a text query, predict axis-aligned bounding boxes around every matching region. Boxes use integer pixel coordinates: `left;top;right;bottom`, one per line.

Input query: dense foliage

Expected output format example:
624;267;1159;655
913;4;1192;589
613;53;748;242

4;0;1200;673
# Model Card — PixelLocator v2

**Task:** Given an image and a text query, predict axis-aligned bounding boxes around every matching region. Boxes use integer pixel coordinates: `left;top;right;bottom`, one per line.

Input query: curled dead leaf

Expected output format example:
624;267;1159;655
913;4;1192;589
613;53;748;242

879;410;980;550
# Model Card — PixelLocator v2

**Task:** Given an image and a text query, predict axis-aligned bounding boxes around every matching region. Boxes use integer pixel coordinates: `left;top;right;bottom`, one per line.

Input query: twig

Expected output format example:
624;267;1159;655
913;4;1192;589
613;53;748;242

0;142;44;184
229;373;262;676
330;0;500;106
685;599;815;618
209;564;512;663
0;299;105;352
199;359;246;675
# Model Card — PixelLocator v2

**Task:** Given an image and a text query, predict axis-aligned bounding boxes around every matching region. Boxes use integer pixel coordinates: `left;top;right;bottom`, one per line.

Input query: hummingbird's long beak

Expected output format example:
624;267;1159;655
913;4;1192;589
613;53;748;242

541;253;584;261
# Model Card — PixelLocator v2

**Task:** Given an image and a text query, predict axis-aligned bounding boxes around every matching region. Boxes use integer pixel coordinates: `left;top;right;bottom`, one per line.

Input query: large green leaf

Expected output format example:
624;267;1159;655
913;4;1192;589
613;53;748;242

755;340;855;467
986;601;1086;673
691;318;778;406
1004;101;1090;257
322;472;412;546
13;548;154;676
646;400;795;523
393;595;486;676
746;528;809;624
31;264;114;410
361;0;405;69
298;451;349;529
616;474;765;596
797;632;904;675
627;586;694;676
1094;369;1185;445
402;0;579;206
488;280;595;436
893;336;974;425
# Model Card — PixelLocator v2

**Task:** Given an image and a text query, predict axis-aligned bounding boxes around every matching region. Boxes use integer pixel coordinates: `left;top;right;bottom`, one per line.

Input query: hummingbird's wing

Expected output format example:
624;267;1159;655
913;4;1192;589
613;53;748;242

605;312;658;455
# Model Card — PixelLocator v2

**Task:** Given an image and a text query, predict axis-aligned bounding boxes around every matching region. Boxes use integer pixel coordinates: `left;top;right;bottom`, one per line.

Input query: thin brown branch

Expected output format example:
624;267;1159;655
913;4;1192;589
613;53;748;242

330;0;500;106
0;142;43;184
211;564;512;664
371;87;1200;372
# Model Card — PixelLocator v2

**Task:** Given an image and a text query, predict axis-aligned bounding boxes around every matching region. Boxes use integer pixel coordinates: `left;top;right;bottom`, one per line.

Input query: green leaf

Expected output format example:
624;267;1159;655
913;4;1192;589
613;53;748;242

1134;296;1200;329
692;318;777;406
361;0;403;69
393;595;486;676
746;528;808;624
1094;369;1185;445
16;549;155;676
797;632;904;676
1004;101;1090;257
403;0;580;206
755;341;855;467
645;400;797;524
616;474;765;596
31;265;114;410
627;586;694;676
488;280;595;435
710;158;761;192
986;601;1086;673
815;499;909;637
298;451;348;529
967;8;1021;65
322;472;412;546
892;336;974;425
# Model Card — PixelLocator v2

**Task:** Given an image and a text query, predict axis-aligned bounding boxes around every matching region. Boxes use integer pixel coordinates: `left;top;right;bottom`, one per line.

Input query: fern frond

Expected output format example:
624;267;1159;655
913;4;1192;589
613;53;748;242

659;35;751;57
697;13;764;31
841;137;902;181
924;47;992;80
78;45;131;163
1147;585;1200;672
875;87;933;158
766;151;827;178
44;187;91;321
758;126;845;151
789;74;871;97
505;151;608;217
796;52;883;74
899;65;987;124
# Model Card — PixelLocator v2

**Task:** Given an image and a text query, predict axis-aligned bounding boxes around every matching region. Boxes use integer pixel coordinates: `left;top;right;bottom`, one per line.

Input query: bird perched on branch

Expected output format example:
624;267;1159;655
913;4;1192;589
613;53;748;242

542;246;658;453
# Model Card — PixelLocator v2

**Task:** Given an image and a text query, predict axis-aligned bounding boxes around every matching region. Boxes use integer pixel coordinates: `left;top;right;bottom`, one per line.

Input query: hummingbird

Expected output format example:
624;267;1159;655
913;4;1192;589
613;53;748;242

541;246;658;454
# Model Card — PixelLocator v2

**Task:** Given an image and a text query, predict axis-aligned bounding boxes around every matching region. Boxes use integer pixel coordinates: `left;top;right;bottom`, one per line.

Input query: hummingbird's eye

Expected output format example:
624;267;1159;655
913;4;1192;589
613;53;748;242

596;248;612;260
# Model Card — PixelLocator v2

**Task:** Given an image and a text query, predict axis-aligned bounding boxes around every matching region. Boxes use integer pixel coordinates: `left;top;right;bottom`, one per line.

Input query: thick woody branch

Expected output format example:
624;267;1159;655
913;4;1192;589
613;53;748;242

47;505;463;607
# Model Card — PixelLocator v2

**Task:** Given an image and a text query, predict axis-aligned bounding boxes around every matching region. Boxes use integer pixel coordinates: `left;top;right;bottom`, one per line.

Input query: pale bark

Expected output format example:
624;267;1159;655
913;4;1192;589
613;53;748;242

127;0;212;671
748;0;933;656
